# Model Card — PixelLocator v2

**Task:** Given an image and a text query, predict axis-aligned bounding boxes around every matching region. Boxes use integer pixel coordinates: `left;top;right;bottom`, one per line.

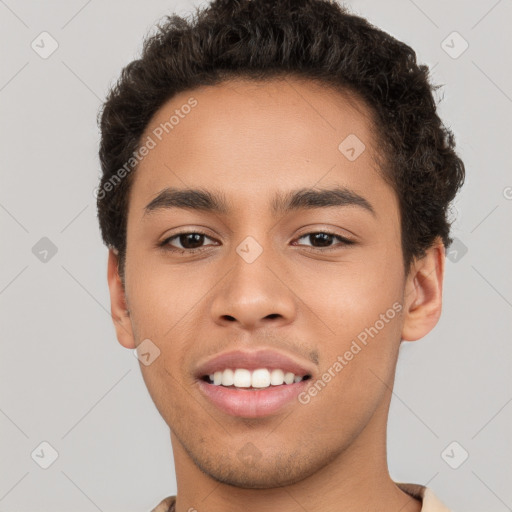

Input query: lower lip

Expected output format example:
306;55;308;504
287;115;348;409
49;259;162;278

197;379;310;418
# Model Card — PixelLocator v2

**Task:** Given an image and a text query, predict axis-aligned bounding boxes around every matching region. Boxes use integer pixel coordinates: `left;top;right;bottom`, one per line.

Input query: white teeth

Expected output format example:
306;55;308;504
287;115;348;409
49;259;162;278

221;368;234;386
251;368;271;388
270;369;285;385
283;372;295;385
207;368;306;388
233;369;251;387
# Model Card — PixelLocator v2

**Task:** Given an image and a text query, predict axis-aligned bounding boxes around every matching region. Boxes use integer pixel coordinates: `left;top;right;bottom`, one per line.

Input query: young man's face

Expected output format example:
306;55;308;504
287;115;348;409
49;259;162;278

108;77;442;488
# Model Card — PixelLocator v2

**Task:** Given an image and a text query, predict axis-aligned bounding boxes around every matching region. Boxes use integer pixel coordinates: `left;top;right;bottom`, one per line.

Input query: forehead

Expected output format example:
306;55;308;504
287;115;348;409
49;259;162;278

129;76;390;214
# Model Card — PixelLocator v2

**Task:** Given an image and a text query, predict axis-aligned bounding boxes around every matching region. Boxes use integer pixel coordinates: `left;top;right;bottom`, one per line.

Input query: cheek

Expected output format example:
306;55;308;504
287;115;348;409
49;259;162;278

293;257;404;401
125;256;202;337
293;253;403;334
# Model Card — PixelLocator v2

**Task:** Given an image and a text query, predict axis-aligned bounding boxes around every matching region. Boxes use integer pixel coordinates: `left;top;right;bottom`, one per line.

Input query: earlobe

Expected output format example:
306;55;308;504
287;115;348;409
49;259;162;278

107;248;136;349
401;239;445;342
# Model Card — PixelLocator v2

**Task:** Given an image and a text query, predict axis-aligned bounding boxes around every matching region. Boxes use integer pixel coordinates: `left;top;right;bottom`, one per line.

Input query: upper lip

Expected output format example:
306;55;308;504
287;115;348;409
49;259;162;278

194;348;316;379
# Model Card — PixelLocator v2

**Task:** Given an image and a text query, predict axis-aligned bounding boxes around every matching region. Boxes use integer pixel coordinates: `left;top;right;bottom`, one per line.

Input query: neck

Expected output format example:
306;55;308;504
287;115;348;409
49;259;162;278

169;390;421;512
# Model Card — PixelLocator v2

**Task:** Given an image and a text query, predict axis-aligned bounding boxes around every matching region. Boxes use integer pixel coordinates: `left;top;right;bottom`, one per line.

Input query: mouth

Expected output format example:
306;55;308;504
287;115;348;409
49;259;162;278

194;349;315;418
200;368;312;389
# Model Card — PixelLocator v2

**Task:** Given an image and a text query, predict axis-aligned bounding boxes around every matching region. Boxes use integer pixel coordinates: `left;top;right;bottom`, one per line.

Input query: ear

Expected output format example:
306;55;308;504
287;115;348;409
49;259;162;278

107;248;136;349
401;238;445;342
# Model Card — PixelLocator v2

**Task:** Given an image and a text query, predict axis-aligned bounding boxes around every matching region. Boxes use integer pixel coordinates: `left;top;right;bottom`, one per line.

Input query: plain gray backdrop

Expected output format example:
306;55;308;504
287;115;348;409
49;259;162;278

1;0;511;511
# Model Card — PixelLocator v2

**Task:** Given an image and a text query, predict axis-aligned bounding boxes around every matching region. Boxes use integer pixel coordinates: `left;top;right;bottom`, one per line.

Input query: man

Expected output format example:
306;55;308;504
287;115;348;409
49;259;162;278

96;0;465;510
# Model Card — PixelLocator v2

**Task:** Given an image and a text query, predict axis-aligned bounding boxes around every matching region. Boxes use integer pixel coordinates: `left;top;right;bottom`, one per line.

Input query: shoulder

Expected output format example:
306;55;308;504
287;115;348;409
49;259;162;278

150;495;176;512
396;482;453;512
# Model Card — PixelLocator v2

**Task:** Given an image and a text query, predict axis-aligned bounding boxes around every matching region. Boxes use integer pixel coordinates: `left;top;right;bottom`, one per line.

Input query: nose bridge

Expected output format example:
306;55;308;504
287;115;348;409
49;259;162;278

210;232;296;329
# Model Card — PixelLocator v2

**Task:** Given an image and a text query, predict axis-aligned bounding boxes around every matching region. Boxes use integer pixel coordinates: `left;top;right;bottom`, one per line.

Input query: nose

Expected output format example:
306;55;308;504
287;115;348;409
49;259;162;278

209;246;297;331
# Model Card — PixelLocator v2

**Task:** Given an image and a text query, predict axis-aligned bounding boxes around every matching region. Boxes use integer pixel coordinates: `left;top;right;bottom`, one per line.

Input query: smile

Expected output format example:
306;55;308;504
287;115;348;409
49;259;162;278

198;369;312;418
203;367;311;389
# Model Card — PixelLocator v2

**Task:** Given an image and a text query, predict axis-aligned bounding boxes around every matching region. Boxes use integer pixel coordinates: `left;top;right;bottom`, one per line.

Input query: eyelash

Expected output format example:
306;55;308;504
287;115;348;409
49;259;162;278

158;230;355;254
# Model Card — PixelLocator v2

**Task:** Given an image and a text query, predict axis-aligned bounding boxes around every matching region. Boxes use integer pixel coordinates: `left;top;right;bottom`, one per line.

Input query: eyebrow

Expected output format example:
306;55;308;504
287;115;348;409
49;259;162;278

143;186;375;218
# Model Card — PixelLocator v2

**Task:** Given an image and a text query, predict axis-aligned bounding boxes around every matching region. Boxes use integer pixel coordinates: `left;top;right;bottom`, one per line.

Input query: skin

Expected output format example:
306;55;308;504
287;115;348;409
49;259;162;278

107;77;444;512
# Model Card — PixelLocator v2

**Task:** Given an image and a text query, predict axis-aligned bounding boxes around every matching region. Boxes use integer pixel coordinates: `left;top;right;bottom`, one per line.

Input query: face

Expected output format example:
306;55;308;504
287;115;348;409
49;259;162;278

108;77;441;489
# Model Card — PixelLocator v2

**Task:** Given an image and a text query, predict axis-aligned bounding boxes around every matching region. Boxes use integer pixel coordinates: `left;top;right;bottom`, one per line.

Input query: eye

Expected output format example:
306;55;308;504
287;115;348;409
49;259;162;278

158;229;355;255
292;231;354;251
159;231;218;253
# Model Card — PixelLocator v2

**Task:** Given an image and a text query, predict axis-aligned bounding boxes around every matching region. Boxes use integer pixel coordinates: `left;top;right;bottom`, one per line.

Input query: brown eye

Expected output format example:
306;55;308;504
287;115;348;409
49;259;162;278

175;233;206;249
294;231;354;250
160;231;217;252
304;232;335;247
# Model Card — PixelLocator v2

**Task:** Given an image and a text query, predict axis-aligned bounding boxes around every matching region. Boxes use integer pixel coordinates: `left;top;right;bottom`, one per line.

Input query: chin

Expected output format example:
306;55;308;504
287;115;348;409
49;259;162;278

191;448;327;489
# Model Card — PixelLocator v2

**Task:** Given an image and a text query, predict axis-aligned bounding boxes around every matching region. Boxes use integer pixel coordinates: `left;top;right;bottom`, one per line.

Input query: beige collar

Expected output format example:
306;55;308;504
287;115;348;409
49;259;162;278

396;482;452;511
151;482;453;512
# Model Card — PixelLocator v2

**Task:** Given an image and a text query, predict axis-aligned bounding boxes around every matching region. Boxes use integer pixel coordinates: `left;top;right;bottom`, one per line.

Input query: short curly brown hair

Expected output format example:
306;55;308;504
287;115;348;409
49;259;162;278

96;0;465;282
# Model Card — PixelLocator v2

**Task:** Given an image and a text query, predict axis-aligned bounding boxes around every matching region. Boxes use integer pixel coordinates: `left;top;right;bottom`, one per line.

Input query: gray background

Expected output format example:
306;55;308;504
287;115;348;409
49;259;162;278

1;0;511;511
